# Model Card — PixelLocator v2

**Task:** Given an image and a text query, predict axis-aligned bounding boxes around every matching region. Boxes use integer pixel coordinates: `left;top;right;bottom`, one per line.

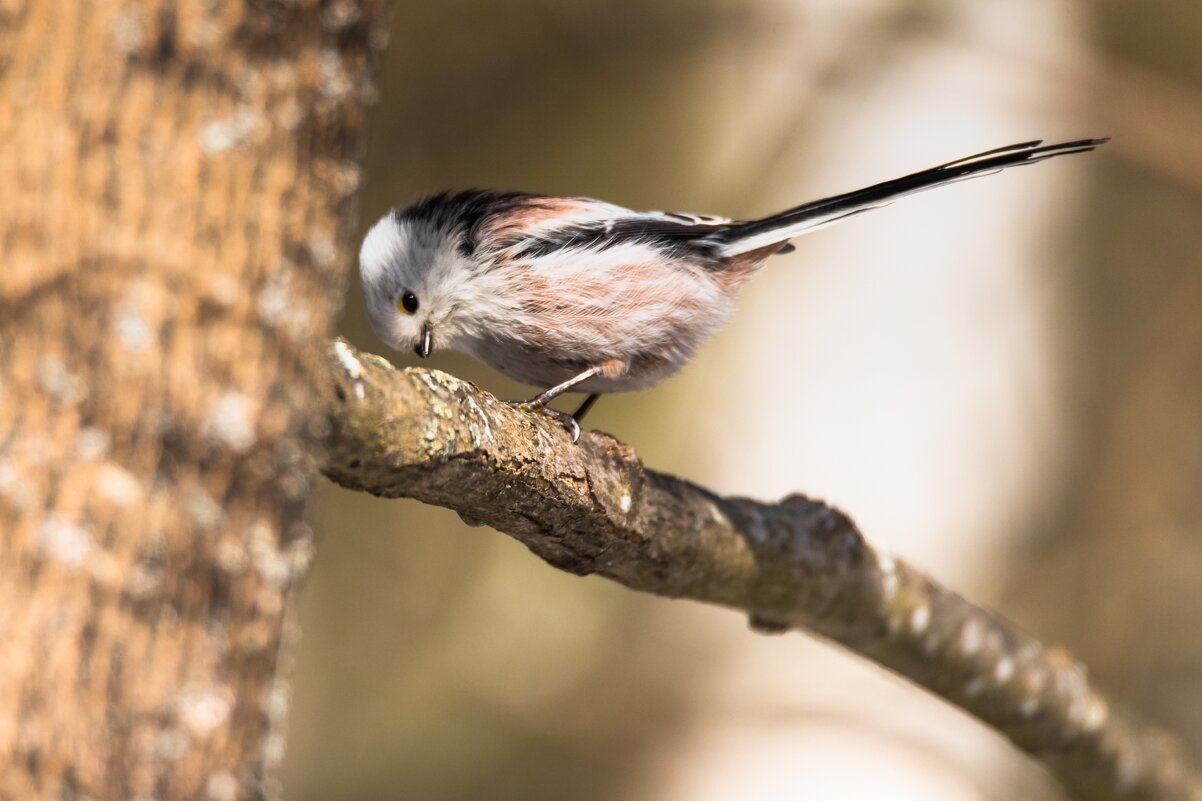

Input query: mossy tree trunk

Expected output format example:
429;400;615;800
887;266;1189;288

0;2;388;798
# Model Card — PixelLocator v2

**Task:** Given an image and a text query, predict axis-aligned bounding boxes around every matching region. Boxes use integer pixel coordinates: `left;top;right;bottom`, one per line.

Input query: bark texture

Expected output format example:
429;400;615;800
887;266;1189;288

321;339;1202;801
0;2;388;799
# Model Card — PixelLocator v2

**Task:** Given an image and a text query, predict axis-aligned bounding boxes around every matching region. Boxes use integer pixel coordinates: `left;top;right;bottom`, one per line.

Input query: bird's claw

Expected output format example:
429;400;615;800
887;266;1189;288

509;401;582;443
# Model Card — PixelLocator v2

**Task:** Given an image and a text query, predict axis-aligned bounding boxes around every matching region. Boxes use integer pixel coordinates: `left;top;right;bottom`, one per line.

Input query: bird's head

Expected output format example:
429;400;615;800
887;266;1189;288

359;210;475;360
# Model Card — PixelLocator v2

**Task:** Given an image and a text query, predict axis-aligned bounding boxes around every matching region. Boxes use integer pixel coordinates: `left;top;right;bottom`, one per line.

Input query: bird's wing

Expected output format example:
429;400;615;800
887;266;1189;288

489;204;738;262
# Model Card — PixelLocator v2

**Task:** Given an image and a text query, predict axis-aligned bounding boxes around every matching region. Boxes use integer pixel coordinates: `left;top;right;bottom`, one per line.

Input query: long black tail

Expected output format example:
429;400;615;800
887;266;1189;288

713;138;1107;257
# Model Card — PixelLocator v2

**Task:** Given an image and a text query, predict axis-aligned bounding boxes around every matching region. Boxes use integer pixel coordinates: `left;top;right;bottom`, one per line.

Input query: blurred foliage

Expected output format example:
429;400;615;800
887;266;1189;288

284;1;1202;799
1002;0;1202;759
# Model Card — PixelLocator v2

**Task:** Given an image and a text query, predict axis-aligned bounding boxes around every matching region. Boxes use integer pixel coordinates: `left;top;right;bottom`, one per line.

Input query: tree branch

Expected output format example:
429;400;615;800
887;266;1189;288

318;338;1202;801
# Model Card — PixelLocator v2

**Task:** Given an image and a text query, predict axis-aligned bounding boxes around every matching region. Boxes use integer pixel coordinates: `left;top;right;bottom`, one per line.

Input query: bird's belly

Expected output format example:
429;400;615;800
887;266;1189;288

467;335;675;393
462;260;736;393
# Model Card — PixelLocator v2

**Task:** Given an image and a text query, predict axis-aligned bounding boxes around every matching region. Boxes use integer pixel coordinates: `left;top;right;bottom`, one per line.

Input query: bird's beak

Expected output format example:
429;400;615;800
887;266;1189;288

414;324;433;359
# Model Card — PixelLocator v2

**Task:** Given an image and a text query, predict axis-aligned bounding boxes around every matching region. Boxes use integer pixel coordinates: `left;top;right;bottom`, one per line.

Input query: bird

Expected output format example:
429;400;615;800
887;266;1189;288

360;137;1106;441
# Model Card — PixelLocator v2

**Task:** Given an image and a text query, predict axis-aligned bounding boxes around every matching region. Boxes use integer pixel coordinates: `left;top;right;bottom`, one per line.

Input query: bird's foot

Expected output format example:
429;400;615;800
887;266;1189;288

508;400;582;443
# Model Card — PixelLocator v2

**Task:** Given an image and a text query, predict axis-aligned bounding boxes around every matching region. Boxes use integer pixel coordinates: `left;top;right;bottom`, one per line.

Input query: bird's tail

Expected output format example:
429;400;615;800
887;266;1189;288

711;138;1108;258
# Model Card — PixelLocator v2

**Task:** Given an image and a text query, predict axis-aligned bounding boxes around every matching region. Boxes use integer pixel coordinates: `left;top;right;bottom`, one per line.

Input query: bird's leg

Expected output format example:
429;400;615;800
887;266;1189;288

520;367;601;408
510;367;608;443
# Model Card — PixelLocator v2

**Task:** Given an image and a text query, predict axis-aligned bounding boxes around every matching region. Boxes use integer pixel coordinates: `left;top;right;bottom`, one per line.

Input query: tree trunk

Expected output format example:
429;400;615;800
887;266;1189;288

0;2;388;799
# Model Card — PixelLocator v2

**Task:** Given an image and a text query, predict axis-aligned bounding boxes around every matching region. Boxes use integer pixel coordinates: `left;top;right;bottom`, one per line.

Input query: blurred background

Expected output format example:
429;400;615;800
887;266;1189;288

283;1;1202;799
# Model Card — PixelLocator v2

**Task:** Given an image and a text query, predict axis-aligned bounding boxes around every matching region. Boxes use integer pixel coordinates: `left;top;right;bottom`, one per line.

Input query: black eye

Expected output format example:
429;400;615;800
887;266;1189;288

398;292;419;315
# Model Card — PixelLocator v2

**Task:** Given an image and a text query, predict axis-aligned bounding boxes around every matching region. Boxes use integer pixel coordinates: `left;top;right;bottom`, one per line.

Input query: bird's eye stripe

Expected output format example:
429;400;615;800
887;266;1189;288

398;292;419;314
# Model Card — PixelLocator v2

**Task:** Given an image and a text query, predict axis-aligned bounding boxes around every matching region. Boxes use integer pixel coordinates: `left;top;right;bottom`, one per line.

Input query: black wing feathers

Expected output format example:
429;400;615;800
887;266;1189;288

508;217;728;261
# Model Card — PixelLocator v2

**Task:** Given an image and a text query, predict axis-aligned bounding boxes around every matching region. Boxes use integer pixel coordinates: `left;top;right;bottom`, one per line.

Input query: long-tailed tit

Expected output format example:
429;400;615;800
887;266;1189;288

360;138;1106;441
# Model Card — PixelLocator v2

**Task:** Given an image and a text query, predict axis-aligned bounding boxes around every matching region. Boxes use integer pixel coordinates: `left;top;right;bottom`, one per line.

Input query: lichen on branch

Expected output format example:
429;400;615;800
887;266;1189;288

319;338;1202;801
